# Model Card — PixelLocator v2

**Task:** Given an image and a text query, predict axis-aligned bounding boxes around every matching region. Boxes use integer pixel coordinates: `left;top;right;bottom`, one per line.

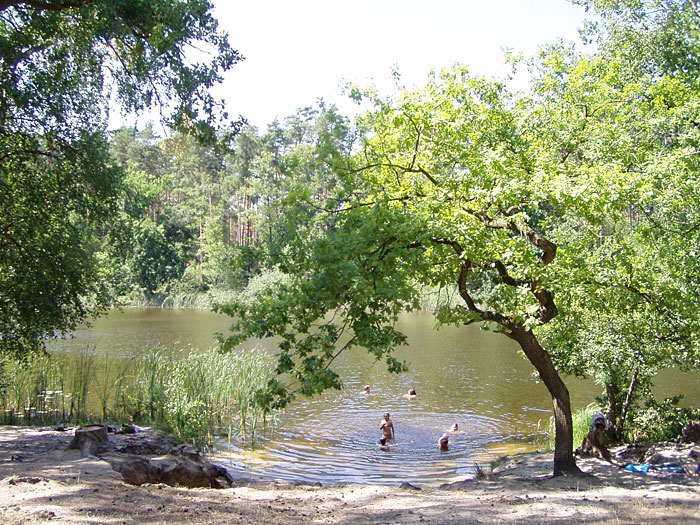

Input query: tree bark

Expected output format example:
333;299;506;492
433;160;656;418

509;326;582;476
615;367;639;441
605;382;620;443
68;424;110;457
439;237;579;476
606;383;618;429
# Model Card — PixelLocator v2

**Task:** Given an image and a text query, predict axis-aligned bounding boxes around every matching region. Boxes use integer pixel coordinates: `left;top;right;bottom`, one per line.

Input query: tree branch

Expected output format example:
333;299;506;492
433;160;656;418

0;0;93;12
0;148;61;163
470;209;558;265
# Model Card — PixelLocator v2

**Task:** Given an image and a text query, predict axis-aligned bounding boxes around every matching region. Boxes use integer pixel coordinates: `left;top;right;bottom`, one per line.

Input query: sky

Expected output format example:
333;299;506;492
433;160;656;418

112;1;590;133
207;0;590;131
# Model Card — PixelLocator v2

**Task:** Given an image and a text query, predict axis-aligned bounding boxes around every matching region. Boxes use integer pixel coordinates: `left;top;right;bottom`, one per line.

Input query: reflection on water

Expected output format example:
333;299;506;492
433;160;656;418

54;308;700;486
214;313;563;486
52;308;230;356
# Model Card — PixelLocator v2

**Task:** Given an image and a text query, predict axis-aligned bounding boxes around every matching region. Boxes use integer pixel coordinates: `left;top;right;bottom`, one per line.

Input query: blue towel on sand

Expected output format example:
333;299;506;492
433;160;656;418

624;463;686;474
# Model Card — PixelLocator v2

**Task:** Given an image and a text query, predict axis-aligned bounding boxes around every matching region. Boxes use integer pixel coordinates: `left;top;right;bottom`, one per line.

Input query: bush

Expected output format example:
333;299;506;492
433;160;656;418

626;396;700;443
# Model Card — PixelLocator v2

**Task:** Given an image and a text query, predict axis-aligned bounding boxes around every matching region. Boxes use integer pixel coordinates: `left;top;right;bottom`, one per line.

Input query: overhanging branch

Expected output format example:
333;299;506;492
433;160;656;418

0;0;93;12
471;209;557;265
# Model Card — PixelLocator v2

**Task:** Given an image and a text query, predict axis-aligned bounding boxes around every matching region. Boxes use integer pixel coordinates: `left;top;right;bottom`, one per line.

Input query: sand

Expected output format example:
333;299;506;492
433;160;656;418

1;425;699;524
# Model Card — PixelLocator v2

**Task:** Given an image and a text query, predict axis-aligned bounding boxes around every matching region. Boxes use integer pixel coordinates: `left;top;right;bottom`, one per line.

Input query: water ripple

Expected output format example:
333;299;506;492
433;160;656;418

213;408;528;486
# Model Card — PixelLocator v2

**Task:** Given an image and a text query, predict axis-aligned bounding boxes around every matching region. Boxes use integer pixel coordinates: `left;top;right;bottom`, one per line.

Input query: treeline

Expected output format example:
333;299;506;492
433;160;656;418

102;104;353;307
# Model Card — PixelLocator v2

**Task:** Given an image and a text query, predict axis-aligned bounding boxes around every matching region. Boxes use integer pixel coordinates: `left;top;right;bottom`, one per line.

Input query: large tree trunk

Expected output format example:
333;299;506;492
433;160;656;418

606;383;618;430
605;382;620;443
509;326;582;476
446;237;579;476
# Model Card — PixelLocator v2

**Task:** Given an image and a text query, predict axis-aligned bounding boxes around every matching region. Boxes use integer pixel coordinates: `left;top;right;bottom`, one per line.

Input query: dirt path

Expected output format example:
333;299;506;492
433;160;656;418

1;426;699;524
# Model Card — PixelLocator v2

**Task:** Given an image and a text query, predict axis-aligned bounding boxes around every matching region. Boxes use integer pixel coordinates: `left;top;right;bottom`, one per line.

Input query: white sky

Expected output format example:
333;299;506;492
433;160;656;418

210;0;589;131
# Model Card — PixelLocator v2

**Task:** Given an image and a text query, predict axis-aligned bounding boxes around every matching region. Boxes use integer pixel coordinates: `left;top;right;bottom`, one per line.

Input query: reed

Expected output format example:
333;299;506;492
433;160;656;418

68;347;95;421
0;345;276;449
158;350;275;448
1;353;68;424
547;403;602;451
133;348;171;422
94;357;132;421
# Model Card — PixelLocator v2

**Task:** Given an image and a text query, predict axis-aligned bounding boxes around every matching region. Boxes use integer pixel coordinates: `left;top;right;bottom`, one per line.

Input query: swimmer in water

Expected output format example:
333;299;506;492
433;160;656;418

403;388;417;399
362;385;371;395
380;412;394;441
450;423;459;433
438;433;449;452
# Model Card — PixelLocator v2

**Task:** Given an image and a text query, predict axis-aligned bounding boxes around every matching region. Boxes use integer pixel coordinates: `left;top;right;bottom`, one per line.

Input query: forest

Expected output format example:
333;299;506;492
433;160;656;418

2;0;700;477
102;105;353;310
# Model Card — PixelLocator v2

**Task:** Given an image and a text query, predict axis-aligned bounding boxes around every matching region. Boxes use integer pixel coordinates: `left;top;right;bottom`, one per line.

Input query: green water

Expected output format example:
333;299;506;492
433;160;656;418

54;308;700;485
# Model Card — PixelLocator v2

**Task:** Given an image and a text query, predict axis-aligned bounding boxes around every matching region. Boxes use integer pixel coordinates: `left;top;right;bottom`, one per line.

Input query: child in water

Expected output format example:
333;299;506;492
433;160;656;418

362;385;371;395
403;388;417;399
438;433;449;452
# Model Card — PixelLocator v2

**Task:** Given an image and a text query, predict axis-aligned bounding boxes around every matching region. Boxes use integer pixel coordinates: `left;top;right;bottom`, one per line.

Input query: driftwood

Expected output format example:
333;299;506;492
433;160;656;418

575;412;612;463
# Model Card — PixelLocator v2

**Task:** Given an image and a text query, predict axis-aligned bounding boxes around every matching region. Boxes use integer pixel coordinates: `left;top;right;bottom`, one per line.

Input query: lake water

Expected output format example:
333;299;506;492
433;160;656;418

56;308;700;486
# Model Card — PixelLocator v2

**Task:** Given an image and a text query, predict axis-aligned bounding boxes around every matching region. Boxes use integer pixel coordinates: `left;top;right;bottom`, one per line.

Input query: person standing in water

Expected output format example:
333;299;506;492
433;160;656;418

380;412;394;441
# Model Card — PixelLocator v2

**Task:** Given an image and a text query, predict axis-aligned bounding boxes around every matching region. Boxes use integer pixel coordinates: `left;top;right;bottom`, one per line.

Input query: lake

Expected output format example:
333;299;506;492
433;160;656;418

54;308;700;486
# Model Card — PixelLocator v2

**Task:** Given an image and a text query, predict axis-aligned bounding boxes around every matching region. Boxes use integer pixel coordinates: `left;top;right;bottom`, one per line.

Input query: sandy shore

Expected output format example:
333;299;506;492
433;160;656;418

1;425;699;524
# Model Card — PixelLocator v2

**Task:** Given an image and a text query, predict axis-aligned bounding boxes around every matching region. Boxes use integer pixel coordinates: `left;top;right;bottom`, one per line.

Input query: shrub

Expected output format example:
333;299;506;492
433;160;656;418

626;396;700;443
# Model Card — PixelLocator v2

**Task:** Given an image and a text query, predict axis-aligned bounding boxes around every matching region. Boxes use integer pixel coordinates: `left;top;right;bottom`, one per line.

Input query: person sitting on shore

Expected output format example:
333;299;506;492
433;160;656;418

403;388;417;399
380;412;394;441
575;411;612;463
438;433;449;452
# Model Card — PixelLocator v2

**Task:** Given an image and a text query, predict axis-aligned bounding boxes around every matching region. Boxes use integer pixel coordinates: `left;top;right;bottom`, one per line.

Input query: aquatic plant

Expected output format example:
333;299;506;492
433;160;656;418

0;345;277;449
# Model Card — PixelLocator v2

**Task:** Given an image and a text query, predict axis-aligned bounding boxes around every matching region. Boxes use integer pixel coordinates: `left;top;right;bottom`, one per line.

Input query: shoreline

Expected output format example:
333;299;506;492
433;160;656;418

1;425;699;524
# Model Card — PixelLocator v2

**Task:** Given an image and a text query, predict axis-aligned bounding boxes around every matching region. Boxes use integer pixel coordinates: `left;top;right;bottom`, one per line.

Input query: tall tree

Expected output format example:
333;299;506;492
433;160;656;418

543;0;700;439
221;65;645;476
0;0;240;359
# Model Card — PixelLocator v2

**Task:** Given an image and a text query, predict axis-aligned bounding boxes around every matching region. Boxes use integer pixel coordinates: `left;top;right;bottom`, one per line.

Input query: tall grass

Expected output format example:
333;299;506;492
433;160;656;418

547;403;602;450
0;346;276;450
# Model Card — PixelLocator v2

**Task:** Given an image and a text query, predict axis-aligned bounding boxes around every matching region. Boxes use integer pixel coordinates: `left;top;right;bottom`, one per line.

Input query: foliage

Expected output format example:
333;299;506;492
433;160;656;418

0;132;118;359
574;0;700;75
627;396;700;443
539;0;700;440
0;345;276;449
99;103;355;307
0;0;240;360
216;3;700;472
219;63;645;475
